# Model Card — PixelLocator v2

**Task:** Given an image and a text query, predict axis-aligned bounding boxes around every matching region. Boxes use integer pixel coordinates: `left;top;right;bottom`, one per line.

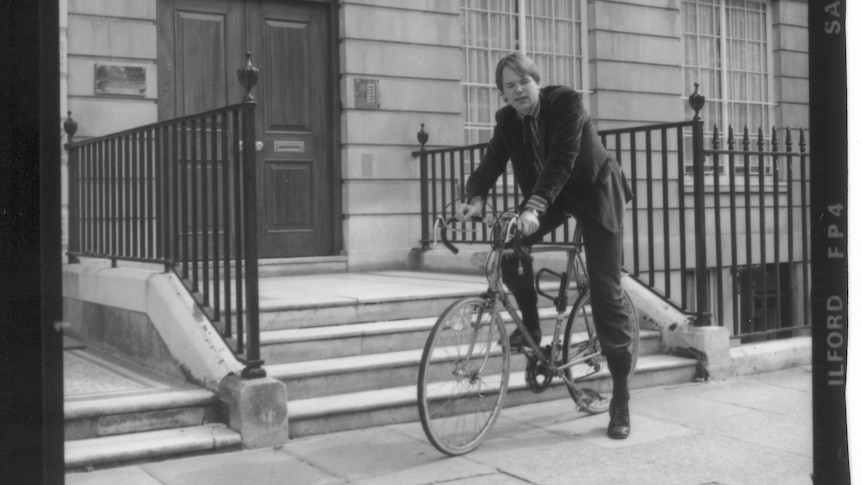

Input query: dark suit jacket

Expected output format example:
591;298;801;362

465;85;632;233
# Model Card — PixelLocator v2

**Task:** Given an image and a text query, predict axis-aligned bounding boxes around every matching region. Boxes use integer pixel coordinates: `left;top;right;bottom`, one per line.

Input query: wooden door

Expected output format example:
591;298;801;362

246;1;334;257
159;0;336;258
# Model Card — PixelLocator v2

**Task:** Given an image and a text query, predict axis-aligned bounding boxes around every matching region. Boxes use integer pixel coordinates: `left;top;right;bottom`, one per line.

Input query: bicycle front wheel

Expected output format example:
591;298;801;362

417;297;510;456
562;289;639;414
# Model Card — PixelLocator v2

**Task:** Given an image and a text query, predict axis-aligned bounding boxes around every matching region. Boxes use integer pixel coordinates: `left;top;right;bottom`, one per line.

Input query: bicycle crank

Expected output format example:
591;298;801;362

525;346;554;393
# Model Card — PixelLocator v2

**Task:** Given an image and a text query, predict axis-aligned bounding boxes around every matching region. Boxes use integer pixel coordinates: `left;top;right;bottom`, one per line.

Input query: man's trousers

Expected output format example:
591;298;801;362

501;208;632;359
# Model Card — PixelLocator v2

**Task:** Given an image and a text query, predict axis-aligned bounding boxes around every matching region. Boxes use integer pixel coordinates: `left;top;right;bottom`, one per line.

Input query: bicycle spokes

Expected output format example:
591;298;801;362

418;297;510;456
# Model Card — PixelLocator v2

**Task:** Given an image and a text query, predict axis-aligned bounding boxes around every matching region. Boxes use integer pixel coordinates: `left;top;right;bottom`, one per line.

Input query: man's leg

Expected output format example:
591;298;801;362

580;216;632;439
502;208;569;347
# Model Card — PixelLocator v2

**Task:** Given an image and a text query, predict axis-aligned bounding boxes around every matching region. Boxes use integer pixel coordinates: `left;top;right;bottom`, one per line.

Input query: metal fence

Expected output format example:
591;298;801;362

64;56;265;376
412;89;810;340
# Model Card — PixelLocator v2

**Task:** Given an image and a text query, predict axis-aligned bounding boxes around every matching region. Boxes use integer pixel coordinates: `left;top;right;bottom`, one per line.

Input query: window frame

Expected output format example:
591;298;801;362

680;0;777;183
461;0;589;145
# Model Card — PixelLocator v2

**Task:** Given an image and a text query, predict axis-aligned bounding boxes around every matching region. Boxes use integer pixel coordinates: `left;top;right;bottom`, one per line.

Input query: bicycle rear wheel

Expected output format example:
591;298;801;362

417;297;510;455
562;289;639;414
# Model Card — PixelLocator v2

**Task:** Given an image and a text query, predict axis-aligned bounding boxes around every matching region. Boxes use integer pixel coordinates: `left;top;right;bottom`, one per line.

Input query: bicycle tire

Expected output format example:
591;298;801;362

562;289;639;414
417;296;510;456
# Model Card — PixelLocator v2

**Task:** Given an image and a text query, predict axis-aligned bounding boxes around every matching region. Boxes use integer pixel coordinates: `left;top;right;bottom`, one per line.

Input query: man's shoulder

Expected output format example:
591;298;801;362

542;85;580;102
494;104;518;124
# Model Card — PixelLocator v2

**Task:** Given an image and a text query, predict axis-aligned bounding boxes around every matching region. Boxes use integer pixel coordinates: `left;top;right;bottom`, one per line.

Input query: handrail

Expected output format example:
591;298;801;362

64;53;265;378
412;85;810;341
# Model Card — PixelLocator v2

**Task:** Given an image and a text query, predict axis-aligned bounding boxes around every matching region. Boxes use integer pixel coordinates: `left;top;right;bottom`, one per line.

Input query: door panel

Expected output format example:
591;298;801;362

159;0;336;258
248;1;333;257
159;0;243;120
266;162;313;228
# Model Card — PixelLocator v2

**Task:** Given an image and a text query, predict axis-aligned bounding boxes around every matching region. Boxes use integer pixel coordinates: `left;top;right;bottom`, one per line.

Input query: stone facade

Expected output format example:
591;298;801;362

59;0;810;272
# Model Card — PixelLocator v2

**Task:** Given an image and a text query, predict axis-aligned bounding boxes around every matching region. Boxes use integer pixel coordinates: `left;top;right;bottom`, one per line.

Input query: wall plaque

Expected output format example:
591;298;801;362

95;64;147;96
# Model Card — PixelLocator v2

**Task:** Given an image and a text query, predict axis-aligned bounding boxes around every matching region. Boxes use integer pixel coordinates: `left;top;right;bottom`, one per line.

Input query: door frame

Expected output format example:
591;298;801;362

156;0;343;258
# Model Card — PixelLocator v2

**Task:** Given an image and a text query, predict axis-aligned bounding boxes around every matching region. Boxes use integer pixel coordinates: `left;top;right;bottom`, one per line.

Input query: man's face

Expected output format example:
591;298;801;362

500;66;540;116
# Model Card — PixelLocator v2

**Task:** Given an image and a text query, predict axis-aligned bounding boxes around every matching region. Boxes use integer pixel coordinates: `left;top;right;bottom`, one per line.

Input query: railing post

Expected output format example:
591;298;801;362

238;51;265;379
689;84;711;326
64;111;80;263
417;124;430;248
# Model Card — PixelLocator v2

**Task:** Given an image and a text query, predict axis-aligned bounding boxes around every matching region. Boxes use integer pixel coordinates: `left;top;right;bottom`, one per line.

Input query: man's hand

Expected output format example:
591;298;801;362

455;199;483;222
519;209;539;236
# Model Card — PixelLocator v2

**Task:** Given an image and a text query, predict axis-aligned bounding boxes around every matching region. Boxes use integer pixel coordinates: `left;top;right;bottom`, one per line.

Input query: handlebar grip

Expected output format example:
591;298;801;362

440;217;459;254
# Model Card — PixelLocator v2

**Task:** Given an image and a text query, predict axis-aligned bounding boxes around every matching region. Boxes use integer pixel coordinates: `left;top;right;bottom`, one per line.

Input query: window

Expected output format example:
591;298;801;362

462;0;588;145
682;0;774;176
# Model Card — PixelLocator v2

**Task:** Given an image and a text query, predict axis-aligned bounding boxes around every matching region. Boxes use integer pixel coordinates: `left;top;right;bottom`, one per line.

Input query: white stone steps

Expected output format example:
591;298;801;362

65;389;218;420
286;354;696;437
266;330;663;400
260;305;606;364
65;389;221;441
255;272;562;331
65;424;241;469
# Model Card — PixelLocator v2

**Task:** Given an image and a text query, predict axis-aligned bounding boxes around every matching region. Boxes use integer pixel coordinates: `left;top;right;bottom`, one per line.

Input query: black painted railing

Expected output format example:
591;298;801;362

65;54;265;377
413;87;810;340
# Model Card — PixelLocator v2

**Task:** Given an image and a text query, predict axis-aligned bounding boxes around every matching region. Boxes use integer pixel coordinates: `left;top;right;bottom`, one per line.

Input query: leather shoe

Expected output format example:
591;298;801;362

607;398;630;439
508;327;541;349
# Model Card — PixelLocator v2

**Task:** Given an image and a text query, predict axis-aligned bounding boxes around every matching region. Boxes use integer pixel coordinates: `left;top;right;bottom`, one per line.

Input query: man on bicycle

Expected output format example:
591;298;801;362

455;52;635;440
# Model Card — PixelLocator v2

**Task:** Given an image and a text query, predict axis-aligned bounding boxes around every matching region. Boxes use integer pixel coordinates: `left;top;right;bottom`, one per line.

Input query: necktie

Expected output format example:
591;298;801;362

523;115;543;174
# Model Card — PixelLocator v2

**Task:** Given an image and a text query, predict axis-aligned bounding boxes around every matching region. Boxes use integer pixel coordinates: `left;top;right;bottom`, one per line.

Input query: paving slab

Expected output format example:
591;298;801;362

66;466;163;485
64;366;814;485
141;448;344;485
619;430;812;485
687;407;813;457
282;426;495;484
673;375;811;418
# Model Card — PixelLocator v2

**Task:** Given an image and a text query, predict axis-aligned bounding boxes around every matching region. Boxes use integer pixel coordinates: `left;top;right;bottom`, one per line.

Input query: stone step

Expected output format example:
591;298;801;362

286;354;696;438
65;389;221;440
260;306;590;364
65;424;241;470
267;329;662;400
255;272;564;331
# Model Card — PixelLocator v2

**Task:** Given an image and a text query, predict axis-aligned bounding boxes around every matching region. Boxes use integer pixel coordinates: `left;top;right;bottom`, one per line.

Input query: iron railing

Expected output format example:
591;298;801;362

412;88;810;340
701;125;810;341
64;55;264;376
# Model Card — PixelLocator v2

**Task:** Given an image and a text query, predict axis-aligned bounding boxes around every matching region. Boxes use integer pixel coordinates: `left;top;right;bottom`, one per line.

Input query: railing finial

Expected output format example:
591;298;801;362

237;51;259;103
63;110;78;137
63;111;78;150
417;123;429;149
799;128;806;153
689;83;705;120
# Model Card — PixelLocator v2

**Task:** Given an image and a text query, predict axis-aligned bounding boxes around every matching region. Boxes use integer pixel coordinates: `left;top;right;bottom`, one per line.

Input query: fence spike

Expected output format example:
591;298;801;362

771;126;779;152
799;128;806;153
711;124;720;149
727;125;735;150
785;127;793;152
757;127;765;151
743;126;750;150
417;123;429;148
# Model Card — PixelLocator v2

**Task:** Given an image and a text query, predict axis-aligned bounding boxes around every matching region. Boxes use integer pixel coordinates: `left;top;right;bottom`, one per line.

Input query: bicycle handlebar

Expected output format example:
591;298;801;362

439;217;461;254
437;212;532;261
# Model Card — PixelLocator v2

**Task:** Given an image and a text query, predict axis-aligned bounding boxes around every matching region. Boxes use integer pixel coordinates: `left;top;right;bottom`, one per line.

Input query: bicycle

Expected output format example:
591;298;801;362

416;210;639;456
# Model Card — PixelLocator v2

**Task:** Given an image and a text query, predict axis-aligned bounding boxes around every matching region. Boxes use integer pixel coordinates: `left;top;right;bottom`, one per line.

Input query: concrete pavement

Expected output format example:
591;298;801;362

65;365;813;485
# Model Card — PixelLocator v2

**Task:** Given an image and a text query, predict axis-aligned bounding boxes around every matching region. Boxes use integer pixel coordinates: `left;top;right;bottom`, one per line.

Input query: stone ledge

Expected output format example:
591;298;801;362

729;336;811;377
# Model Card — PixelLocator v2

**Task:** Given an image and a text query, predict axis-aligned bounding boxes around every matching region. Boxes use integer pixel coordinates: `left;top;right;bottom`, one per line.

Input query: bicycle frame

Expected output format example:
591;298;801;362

448;212;603;390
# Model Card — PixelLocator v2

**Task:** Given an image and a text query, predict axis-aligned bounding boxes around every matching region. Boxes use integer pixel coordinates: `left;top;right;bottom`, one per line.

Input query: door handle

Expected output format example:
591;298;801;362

238;140;265;152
